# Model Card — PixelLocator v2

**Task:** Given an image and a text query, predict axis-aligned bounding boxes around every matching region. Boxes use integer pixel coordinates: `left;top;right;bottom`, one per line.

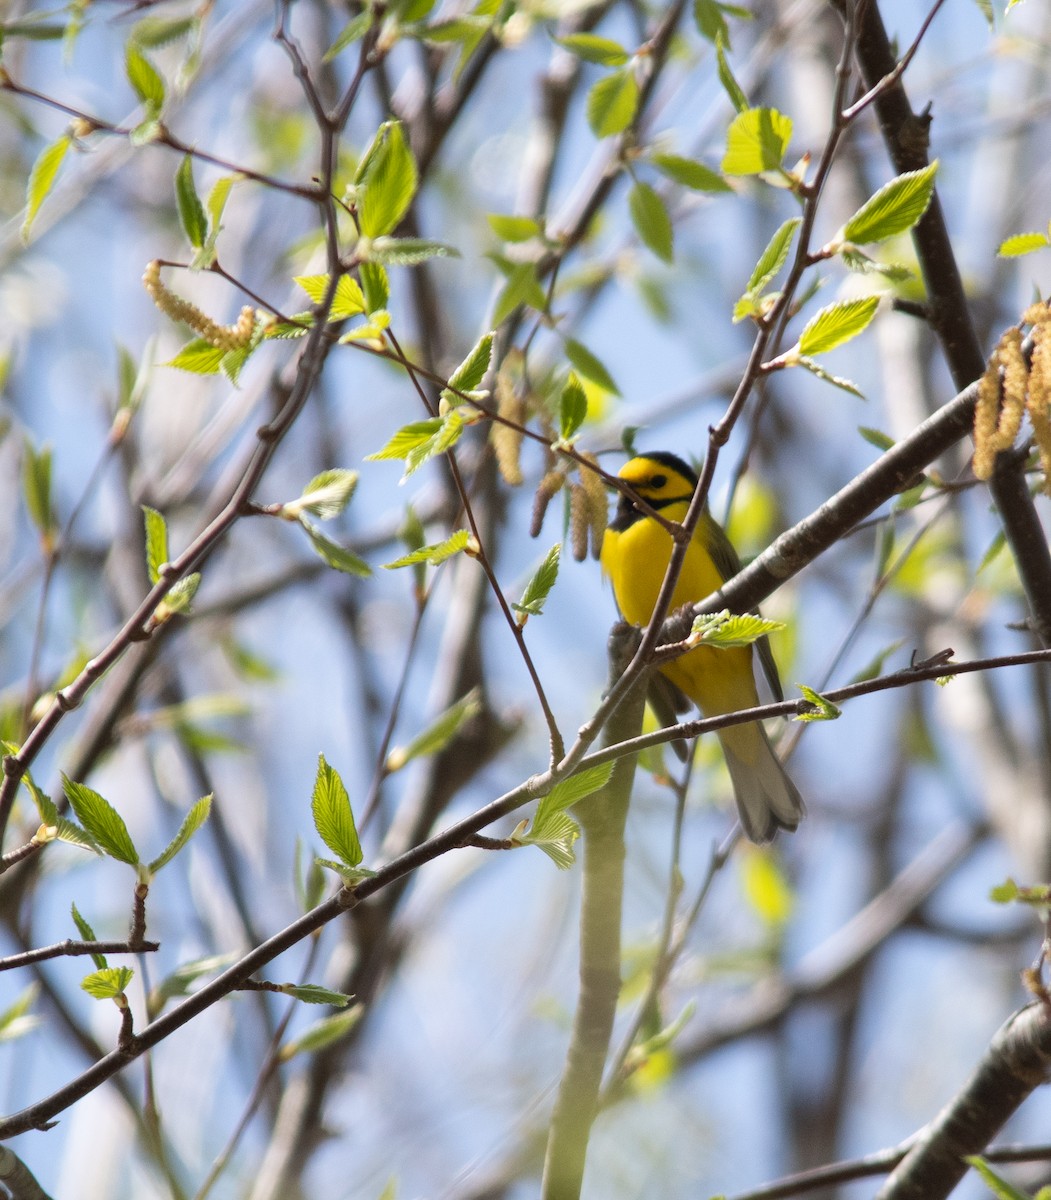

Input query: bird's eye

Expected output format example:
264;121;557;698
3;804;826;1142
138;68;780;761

649;473;667;488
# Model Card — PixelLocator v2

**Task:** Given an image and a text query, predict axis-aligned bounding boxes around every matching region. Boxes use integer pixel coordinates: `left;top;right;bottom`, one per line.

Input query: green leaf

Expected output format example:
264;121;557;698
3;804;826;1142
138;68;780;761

299;520;372;577
859;426;895;452
650;153;731;193
294;274;366;319
385;687;482;772
722;107;793;175
175;155;207;249
311;754;362;868
165;339;226;375
565;338;621;395
998;231;1050;258
131;15;196;47
557;33;629;65
694;0;730;44
491;260;548;325
125;40;165;109
559;374;587;442
841;163;938;245
964;1156;1035;1200
360;262;390;313
142;505;168;584
513;543;561;620
323;11;374;61
279;1005;363;1061
396;412;464;478
356;120;418;237
146;952;236;1018
586;69;639;138
367;419;443;463
0;984;40;1044
629;182;674;263
81;966;134;1000
690;609;785;648
487;213;542;242
794;683;842;722
442;331;494;406
793;356;864;397
542;762;615;814
284;469;359;521
27;774;97;852
160;572;200;615
971;0;994;28
22;134;71;242
519;809;580;869
71;903;107;969
383;529;471;570
715;36;748;112
22;439;54;540
282;984;354;1006
363;236;458;266
63;775;139;866
147;794;211;874
797;295;880;356
733;216;801;320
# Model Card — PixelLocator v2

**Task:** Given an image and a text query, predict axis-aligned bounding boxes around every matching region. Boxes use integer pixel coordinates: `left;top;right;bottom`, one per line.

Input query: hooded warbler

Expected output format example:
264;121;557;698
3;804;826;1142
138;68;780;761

600;452;803;843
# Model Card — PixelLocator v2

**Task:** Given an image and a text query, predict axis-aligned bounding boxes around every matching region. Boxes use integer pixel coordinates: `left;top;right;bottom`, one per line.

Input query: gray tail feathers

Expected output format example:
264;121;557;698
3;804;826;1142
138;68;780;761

719;724;804;844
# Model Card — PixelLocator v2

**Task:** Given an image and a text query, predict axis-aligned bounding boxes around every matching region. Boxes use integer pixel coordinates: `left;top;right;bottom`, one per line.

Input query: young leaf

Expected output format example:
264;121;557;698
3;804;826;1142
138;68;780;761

841;162;938;246
733;216;801;322
282;984;354;1006
722;107;793;175
629;182;674;263
22;440;54;542
285;469;359;521
26;774;97;852
311;754;362;868
385;688;481;773
557;33;629;65
159;572;201;616
540;762;615;815
963;1156;1034;1200
383;529;471;569
147;794;211;875
690;610;785;648
797;295;880;357
0;984;40;1044
650;153;731;193
859;426;895;452
71;903;107;970
513;543;561;621
22;134;71;241
63;776;139;865
367;419;443;463
165;339;226;375
715;37;748;113
142;505;168;584
360;262;390;313
559;373;587;442
998;231;1050;258
487;213;542;242
125;41;165;109
81;966;134;1000
794;356;864;397
518;808;580;870
492;260;548;325
300;520;372;577
442;331;494;407
175;155;207;249
586;69;639;138
565;338;620;396
278;1005;363;1061
356;120;418;238
294;274;366;319
794;683;841;722
323;10;374;61
147;952;236;1017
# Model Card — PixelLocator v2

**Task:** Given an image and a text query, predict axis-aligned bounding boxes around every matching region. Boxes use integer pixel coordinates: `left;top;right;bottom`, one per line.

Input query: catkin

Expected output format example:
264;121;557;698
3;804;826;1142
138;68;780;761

530;469;564;539
490;369;525;486
569;482;590;562
143;260;256;351
576;451;609;559
973;327;1026;479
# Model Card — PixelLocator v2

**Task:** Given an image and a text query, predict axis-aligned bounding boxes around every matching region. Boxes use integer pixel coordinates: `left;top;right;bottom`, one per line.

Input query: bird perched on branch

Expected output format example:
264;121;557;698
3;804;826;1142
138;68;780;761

600;451;804;843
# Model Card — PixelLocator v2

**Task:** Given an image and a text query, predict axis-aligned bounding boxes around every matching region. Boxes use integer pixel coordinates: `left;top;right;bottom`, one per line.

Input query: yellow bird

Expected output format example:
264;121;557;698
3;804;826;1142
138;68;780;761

600;452;803;843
